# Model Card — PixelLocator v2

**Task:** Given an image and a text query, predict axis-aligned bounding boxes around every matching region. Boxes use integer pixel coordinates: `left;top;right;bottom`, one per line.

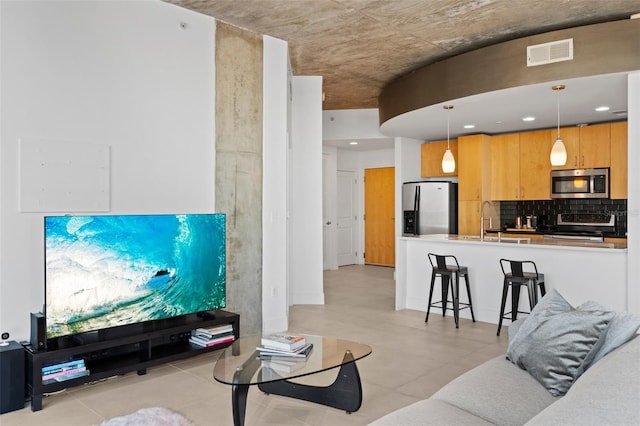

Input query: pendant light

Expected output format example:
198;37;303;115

441;105;455;173
550;85;567;166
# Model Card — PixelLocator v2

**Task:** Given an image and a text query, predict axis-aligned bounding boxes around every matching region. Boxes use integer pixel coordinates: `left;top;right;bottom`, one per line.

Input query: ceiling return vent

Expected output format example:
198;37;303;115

527;38;573;67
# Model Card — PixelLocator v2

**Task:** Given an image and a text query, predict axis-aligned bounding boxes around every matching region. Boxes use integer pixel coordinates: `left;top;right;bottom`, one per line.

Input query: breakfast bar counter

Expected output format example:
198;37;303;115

395;234;628;326
435;234;627;250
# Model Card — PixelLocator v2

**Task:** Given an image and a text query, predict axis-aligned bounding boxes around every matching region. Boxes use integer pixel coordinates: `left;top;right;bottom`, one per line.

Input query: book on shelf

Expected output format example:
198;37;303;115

42;369;90;384
260;333;306;351
261;358;307;374
258;343;314;359
204;323;234;333
191;325;234;340
189;334;235;348
42;366;88;383
42;359;86;376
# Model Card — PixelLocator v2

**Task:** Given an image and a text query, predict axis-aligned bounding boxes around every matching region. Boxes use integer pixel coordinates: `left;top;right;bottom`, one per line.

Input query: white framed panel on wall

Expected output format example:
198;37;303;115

19;139;110;212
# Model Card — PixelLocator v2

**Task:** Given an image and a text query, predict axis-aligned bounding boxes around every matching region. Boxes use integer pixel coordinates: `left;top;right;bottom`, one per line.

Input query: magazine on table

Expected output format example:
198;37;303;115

258;343;314;359
260;333;307;351
261;358;307;374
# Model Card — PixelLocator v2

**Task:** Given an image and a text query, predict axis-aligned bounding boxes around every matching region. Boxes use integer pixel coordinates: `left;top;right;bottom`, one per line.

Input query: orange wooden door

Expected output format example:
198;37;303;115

364;167;395;266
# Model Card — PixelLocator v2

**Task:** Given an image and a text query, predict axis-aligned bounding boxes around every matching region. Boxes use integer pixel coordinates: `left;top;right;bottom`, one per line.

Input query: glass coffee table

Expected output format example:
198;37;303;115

213;334;372;426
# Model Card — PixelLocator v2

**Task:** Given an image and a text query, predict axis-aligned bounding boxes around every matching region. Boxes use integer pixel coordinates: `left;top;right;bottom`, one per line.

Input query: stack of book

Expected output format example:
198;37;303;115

42;359;89;384
189;324;235;348
257;333;313;359
261;357;307;374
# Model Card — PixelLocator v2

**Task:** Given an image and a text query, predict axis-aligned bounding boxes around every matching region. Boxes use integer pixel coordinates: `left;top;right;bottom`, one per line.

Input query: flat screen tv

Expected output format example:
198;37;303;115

44;213;226;340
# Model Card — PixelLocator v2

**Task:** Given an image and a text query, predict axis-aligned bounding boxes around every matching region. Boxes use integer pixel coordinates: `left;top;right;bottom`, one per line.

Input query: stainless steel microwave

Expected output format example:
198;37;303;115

550;168;609;199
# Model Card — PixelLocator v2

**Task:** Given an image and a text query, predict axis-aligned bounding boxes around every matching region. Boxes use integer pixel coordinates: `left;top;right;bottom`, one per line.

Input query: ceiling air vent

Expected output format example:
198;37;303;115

527;38;573;67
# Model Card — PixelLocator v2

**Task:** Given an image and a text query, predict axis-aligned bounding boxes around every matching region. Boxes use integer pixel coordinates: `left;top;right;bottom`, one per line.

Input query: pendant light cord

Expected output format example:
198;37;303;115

557;90;560;139
447;111;450;148
553;85;564;140
444;104;453;148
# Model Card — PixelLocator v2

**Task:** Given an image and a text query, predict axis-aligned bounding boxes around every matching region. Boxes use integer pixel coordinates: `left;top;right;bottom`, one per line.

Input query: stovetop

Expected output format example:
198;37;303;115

548;213;616;241
557;213;615;227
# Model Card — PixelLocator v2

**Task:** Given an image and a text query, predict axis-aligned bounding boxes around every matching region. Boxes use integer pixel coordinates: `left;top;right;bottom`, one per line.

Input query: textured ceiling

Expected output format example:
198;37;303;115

165;0;639;110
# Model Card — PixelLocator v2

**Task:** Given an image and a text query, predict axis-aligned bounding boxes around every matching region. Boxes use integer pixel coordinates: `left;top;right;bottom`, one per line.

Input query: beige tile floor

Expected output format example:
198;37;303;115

1;265;508;425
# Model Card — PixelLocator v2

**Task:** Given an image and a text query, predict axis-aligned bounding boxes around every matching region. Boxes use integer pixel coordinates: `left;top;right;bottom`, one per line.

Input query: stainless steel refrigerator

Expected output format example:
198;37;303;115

402;181;458;235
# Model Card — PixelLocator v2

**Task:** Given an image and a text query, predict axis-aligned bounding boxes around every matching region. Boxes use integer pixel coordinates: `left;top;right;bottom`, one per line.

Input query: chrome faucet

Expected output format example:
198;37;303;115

481;200;493;239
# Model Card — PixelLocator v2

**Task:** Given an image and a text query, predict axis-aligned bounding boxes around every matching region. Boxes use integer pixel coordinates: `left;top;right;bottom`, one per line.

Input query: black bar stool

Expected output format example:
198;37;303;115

426;253;475;328
497;259;546;336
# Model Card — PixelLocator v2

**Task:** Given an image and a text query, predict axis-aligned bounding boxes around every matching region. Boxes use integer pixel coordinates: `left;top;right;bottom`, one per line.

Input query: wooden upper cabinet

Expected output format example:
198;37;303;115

552;123;611;170
491;133;520;200
519;129;552;200
458;134;491;201
610;121;628;199
551;126;580;169
579;123;610;168
421;139;458;177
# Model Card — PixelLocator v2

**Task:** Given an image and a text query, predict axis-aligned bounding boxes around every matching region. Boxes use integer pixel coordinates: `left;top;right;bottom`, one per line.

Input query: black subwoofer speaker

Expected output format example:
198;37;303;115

0;341;25;414
30;312;45;351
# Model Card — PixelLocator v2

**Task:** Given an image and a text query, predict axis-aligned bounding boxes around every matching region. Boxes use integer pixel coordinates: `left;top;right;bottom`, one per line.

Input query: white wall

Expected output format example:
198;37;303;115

0;1;216;340
323;109;388;140
289;76;324;304
394;137;424;308
262;36;289;333
627;72;639;315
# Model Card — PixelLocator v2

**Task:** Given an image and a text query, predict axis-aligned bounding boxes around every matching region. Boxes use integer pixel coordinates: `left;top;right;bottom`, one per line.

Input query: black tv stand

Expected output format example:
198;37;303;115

197;310;218;320
25;310;239;411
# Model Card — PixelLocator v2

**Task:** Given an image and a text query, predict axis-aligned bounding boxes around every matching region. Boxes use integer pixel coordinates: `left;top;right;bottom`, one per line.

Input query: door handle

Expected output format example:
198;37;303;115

326;221;332;225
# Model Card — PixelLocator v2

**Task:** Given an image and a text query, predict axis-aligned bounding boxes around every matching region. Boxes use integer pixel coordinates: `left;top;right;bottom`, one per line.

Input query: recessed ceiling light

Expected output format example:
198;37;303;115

463;124;475;129
595;106;610;112
522;116;536;122
349;141;358;145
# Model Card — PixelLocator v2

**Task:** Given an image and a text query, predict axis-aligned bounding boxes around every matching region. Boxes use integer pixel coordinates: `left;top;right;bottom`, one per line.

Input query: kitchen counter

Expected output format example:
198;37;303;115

395;234;629;326
404;233;627;250
483;228;628;241
484;228;542;236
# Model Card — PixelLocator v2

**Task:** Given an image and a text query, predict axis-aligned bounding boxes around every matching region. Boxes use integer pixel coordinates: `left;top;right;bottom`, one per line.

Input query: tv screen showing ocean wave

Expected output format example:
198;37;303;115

44;214;226;339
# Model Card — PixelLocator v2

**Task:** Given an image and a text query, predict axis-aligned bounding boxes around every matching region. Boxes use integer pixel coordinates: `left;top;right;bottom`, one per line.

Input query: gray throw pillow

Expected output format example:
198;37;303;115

577;300;640;364
507;317;526;346
507;289;573;349
507;290;614;396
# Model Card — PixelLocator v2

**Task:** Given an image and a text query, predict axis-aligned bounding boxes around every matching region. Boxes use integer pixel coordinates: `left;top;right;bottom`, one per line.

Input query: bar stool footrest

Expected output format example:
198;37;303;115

500;310;530;320
431;301;473;311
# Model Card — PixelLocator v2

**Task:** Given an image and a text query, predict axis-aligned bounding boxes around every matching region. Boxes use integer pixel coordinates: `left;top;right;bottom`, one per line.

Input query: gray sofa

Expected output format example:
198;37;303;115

370;289;640;426
370;335;639;426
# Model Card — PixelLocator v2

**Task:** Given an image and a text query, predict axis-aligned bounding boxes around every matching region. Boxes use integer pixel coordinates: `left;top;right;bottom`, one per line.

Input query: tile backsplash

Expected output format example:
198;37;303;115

499;199;627;236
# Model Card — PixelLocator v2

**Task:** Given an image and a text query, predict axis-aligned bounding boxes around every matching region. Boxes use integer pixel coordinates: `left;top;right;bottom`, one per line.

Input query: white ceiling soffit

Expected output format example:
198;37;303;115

323;138;395;152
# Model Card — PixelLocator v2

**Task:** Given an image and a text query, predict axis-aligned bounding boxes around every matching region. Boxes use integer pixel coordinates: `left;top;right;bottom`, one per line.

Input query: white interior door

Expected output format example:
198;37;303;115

322;152;338;270
337;170;357;266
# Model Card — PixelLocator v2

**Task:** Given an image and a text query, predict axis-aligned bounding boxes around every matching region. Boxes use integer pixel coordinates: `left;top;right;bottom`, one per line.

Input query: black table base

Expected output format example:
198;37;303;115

231;350;362;426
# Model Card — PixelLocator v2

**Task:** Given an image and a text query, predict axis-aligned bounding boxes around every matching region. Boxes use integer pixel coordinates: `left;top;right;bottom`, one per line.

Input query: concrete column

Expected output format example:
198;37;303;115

215;22;263;335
